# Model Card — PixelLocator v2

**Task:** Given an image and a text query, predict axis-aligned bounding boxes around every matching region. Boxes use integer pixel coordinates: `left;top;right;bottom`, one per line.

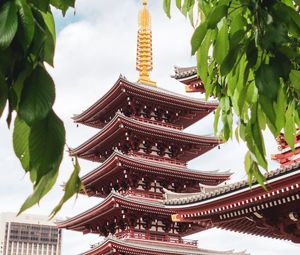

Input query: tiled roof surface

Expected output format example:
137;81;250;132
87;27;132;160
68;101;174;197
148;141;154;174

164;162;300;205
83;236;249;255
172;66;198;79
81;151;232;182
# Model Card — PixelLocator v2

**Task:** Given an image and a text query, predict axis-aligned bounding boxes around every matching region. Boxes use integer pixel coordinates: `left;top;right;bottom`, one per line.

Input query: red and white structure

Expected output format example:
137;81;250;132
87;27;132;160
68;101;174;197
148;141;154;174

167;66;300;244
172;66;205;93
58;74;247;254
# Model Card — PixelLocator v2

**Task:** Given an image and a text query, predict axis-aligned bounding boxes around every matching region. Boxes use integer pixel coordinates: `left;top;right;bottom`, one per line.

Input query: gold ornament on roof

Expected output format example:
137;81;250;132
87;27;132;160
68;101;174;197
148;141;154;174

136;0;156;86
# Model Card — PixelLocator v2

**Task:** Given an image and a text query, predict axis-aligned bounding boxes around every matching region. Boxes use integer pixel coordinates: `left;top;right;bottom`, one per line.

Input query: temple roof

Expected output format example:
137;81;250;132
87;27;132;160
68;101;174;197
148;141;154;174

81;151;232;192
164;162;300;206
82;237;249;255
58;191;173;231
172;66;197;80
70;113;221;162
164;163;300;243
73;76;217;128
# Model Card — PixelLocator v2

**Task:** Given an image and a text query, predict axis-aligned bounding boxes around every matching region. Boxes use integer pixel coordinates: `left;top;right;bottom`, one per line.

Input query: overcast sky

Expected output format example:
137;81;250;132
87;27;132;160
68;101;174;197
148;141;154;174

0;0;299;254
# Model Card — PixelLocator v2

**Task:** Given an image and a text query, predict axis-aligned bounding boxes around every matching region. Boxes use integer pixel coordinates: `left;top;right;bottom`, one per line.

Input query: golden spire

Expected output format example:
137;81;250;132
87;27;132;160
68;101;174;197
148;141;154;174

136;0;156;86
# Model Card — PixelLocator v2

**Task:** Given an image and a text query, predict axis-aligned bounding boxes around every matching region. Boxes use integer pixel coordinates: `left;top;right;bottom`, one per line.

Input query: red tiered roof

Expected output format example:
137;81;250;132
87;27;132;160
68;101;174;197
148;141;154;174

82;237;249;255
58;191;205;238
172;66;205;93
73;76;217;129
70;113;221;164
165;163;300;243
81;151;231;198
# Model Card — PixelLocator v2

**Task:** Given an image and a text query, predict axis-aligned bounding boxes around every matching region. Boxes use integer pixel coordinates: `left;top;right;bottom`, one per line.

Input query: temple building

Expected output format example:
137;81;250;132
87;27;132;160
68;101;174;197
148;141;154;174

58;1;247;254
166;67;300;244
272;132;300;166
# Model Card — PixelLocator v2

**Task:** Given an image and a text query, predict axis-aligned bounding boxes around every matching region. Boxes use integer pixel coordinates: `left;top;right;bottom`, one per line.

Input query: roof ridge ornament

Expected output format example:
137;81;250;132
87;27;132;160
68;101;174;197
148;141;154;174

136;0;156;86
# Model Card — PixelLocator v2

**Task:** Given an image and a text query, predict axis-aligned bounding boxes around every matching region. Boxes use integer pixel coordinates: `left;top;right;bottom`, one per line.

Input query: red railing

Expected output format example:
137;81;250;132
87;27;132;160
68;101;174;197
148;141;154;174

116;232;198;247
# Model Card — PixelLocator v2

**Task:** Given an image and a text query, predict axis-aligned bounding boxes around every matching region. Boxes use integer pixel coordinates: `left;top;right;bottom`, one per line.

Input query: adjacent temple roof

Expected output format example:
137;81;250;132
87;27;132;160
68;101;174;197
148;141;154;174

172;66;205;93
82;237;249;255
164;162;300;206
164;163;300;242
72;76;217;128
172;66;197;80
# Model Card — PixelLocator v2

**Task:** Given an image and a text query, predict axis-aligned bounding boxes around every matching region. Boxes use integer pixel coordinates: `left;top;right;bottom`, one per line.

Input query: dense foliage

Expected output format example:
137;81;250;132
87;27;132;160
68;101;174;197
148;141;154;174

0;0;81;216
164;0;300;187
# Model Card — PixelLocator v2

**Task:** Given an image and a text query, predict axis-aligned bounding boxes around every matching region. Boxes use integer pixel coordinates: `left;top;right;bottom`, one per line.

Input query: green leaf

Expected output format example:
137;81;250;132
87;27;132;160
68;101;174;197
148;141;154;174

163;0;171;18
284;102;295;150
255;64;280;100
235;126;239;143
246;40;258;69
244;151;253;186
176;0;182;10
220;96;230;112
220;44;242;76
274;84;287;132
214;106;221;135
18;167;59;215
50;0;75;16
11;65;32;111
0;1;18;49
207;5;228;29
252;120;267;169
290;70;300;95
252;161;266;190
259;95;277;136
16;0;35;50
0;73;7;118
28;0;50;12
19;65;55;125
182;0;194;16
271;53;291;80
214;22;229;65
191;21;207;55
41;10;56;66
13;116;31;171
29;110;65;183
230;14;247;35
246;81;258;104
197;30;211;84
50;157;83;218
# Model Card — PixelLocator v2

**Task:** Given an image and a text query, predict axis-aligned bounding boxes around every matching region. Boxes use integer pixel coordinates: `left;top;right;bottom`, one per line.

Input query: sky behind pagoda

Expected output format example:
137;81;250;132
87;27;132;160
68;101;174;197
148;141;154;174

0;0;299;254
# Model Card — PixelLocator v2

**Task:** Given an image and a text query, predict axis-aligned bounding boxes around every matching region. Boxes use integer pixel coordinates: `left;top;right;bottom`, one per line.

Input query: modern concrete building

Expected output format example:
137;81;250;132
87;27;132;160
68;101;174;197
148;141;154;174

0;212;61;255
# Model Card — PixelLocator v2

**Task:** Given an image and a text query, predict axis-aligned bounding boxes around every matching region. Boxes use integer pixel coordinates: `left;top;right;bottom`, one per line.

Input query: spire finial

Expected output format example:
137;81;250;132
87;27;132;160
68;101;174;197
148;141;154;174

136;0;156;86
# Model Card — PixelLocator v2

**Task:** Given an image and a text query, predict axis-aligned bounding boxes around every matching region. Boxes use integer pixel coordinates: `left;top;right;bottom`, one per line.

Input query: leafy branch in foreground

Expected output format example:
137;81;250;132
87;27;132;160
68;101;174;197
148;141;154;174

164;0;300;186
0;0;82;216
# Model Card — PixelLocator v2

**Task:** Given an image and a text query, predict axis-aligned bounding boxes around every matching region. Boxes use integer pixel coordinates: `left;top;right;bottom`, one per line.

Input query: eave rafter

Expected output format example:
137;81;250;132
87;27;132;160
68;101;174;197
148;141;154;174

70;113;221;164
72;77;217;129
167;164;300;243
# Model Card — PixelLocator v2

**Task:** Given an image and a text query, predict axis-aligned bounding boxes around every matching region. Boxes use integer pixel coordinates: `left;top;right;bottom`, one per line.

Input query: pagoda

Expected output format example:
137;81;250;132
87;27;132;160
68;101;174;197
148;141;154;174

164;67;300;244
58;1;249;254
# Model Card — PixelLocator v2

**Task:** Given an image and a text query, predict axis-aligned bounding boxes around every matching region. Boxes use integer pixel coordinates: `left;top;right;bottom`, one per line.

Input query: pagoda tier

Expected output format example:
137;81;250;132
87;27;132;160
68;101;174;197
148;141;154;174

70;113;220;165
81;151;231;198
58;191;204;238
82;237;249;255
73;76;217;129
165;163;300;243
272;133;300;166
172;66;204;93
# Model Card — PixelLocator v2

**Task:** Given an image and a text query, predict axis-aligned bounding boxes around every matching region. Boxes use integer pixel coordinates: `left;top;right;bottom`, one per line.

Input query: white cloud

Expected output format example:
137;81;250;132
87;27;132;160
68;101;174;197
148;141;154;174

0;1;298;255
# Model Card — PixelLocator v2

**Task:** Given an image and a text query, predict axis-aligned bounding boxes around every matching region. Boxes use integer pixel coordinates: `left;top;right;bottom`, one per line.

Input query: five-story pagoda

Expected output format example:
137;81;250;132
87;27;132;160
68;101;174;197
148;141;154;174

58;1;247;254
